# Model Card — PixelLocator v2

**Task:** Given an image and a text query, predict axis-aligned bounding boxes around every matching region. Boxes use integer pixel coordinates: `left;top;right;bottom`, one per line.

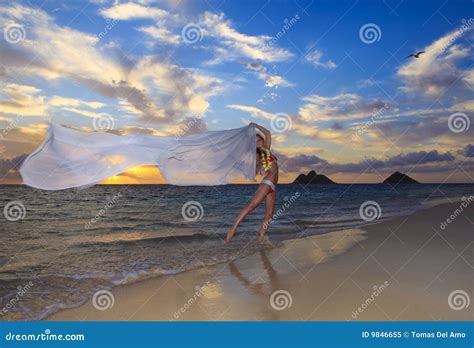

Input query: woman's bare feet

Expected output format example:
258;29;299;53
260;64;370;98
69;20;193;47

258;238;275;247
225;227;236;243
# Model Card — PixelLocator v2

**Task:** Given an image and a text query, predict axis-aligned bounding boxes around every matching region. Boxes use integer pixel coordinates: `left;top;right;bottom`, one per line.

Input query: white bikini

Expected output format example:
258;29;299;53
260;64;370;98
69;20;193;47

259;152;277;192
261;179;276;192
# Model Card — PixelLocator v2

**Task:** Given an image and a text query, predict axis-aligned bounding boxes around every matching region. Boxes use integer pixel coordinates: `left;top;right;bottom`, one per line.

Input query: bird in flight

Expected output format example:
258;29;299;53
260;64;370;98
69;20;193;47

406;51;425;58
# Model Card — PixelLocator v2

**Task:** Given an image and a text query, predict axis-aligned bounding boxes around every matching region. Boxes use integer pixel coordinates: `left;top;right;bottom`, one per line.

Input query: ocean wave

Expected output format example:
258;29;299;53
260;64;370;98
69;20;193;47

1;183;473;321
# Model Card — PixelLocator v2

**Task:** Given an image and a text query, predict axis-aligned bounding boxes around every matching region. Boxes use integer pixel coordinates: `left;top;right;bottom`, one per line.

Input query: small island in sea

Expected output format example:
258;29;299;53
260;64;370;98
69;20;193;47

383;171;419;185
293;170;336;184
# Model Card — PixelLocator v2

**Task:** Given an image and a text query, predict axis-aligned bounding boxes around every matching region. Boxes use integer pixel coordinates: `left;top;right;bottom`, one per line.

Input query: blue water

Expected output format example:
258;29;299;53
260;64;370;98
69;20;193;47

0;183;472;320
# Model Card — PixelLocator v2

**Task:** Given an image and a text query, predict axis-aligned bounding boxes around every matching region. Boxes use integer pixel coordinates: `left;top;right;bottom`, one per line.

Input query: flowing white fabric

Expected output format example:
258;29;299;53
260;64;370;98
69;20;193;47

20;123;257;190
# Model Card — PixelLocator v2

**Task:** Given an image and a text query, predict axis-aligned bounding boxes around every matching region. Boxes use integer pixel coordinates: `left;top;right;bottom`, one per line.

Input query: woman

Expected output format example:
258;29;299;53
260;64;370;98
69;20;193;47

226;122;278;243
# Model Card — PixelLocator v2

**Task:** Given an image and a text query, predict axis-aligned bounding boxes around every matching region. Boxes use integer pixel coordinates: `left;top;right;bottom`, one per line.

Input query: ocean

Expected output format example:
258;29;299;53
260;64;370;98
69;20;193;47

1;183;472;320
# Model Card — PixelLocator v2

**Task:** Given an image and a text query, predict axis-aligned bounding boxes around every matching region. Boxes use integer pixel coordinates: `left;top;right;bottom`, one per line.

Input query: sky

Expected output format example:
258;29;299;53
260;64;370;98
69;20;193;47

0;0;473;184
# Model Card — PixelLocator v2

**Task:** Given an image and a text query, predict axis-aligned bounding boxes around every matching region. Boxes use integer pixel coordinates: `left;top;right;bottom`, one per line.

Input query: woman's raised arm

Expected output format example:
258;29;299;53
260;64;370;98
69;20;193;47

251;122;271;150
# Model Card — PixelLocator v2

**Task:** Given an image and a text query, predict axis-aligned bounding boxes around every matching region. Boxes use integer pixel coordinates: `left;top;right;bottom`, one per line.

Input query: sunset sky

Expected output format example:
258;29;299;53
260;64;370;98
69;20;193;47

0;0;473;184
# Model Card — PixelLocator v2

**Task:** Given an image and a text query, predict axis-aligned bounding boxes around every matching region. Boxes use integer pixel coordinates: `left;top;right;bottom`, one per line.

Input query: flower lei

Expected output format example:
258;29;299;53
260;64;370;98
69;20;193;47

259;148;272;172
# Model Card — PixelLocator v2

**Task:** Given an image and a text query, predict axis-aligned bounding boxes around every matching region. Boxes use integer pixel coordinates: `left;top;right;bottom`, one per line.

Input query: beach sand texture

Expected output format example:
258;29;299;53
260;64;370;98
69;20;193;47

48;201;473;321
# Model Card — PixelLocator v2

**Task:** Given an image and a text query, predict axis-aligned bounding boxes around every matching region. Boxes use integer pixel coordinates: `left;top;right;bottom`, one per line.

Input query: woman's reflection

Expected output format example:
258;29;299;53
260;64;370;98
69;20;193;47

228;249;282;320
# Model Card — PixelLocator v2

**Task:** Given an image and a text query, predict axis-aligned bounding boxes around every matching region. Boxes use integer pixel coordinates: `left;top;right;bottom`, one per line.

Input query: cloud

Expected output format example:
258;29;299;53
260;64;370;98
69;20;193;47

137;25;181;45
227;101;473;154
227;104;273;120
397;27;473;96
0;4;223;123
240;61;293;88
99;2;171;21
60;107;105;119
129;56;223;119
240;61;265;72
273;146;459;178
0;83;48;116
200;12;294;64
227;104;324;140
299;93;394;122
305;50;336;70
109;116;208;136
0;115;12;122
330;149;467;176
460;144;474;158
275;152;329;173
375;150;455;167
48;96;105;109
258;73;293;88
0;123;48;160
368;114;474;148
0;153;27;182
228;103;332;140
99;2;179;46
463;69;474;86
357;79;380;88
277;148;458;176
453;100;474;112
99;7;295;64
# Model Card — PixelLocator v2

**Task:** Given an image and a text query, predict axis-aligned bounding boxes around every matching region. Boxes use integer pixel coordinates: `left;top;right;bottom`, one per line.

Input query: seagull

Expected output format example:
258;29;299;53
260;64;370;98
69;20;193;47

406;51;425;59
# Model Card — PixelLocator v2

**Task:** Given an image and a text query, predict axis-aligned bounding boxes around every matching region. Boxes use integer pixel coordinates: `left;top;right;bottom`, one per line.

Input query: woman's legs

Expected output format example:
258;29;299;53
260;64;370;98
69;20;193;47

226;184;272;243
258;191;276;242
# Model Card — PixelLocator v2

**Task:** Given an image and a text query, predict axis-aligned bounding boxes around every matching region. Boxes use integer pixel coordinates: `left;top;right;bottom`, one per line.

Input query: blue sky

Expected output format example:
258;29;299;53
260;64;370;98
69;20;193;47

0;0;473;183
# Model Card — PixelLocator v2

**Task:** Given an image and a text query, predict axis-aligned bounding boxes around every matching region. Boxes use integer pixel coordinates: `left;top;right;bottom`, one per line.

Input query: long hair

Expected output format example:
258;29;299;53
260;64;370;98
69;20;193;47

256;135;271;170
256;135;268;164
256;147;268;162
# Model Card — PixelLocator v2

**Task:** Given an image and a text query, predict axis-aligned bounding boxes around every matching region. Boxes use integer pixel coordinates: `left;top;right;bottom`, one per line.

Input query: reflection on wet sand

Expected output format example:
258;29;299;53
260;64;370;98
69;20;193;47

228;249;283;320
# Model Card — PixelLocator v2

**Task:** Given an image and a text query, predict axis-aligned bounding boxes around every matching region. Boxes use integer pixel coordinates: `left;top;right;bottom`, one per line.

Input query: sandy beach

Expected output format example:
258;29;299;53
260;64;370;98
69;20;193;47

48;200;473;321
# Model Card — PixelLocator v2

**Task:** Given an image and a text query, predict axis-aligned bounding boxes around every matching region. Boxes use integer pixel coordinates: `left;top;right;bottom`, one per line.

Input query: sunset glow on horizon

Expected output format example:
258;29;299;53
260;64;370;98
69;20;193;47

0;0;472;185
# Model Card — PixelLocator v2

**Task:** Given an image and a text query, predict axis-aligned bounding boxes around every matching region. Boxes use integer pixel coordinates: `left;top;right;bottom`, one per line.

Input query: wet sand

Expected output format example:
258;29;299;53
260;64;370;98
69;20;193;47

48;201;473;321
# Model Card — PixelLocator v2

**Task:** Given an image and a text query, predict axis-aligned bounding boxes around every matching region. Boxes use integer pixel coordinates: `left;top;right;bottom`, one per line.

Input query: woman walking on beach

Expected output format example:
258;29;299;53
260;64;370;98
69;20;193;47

226;122;278;243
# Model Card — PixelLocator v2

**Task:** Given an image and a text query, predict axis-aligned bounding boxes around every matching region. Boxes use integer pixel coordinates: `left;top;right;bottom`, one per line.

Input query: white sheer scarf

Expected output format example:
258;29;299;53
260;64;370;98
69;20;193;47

20;123;257;190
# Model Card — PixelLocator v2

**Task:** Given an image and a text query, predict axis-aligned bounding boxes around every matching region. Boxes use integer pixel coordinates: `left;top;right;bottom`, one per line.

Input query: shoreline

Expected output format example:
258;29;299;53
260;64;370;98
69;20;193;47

47;200;473;321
